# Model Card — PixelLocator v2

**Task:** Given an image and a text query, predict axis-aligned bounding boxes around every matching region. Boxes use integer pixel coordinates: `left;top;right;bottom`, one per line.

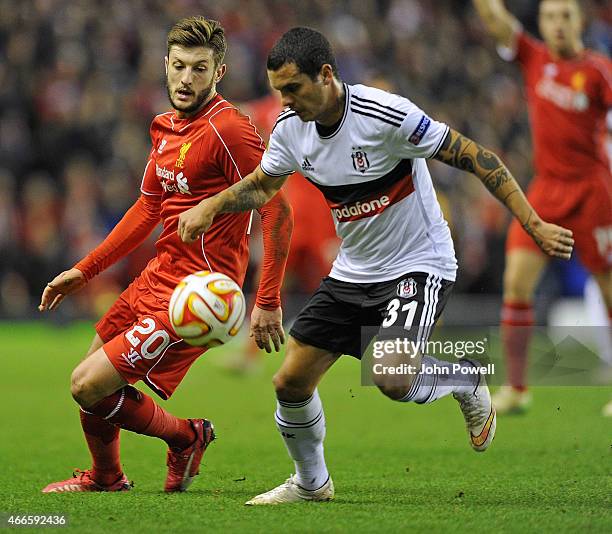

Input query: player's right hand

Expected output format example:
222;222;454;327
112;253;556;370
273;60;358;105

38;268;86;312
178;198;217;243
527;220;574;260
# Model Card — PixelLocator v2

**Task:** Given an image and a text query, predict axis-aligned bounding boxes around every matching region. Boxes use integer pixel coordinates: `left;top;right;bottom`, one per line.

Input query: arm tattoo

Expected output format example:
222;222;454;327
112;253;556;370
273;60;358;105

435;129;520;207
434;128;544;249
521;211;544;248
219;178;270;213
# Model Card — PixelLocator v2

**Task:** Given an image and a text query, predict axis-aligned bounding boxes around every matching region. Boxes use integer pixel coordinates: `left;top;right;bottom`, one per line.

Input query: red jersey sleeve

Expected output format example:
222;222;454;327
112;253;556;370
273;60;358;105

256;190;293;310
74;194;161;280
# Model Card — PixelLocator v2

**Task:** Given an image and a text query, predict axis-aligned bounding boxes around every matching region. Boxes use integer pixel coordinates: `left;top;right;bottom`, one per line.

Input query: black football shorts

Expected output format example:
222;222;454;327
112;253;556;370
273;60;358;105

289;272;454;359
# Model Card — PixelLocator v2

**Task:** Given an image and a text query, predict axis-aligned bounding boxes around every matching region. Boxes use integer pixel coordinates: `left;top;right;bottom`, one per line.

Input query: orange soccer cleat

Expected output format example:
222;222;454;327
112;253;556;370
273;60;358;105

164;418;215;492
42;469;132;493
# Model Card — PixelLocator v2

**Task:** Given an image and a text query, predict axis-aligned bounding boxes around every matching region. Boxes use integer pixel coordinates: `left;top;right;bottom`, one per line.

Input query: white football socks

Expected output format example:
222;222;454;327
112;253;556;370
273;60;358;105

399;355;478;403
275;389;329;491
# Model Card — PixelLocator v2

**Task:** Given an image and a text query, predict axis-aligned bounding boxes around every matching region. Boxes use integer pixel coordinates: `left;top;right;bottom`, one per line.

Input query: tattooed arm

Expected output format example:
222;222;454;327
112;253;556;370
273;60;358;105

178;165;289;243
434;129;574;259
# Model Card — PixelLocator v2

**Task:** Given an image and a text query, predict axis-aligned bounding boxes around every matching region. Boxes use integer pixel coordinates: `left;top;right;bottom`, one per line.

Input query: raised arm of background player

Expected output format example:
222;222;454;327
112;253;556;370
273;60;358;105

178;128;574;259
472;0;521;47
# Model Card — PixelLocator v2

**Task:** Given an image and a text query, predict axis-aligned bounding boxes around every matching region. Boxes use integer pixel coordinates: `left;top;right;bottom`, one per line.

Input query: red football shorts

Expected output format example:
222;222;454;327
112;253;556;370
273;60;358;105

96;275;205;399
506;176;612;273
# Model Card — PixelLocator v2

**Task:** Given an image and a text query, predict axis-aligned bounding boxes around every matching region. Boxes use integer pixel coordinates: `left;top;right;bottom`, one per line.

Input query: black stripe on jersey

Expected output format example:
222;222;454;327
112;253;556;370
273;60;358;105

350;98;407;124
305;158;413;204
350;107;403;128
260;161;293;177
430;126;450;158
351;94;407;119
271;111;298;133
274;111;297;125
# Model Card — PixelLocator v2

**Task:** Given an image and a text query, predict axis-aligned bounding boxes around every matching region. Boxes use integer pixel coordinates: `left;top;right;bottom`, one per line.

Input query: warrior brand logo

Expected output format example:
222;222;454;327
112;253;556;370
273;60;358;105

409;115;431;145
301;157;314;172
156;163;192;195
351;147;370;174
157;139;167;153
328;175;415;223
397;278;417;298
121;347;141;368
175;142;192;168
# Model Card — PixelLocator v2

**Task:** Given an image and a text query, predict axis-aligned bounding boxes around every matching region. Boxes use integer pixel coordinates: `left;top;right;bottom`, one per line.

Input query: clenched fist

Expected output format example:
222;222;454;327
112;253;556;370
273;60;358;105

525;219;574;260
178;198;219;243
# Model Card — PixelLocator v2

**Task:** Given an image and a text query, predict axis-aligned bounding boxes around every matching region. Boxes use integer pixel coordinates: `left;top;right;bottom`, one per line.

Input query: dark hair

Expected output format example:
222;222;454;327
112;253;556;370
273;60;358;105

167;16;227;66
267;27;339;79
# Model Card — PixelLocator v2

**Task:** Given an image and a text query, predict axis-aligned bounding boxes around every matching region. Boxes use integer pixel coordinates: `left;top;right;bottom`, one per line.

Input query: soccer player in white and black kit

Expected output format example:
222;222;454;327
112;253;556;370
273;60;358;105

178;27;575;504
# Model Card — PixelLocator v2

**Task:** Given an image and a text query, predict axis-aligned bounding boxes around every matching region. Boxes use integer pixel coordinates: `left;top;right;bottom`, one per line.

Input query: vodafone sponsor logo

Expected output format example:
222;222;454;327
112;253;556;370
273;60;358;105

329;175;414;223
333;196;390;221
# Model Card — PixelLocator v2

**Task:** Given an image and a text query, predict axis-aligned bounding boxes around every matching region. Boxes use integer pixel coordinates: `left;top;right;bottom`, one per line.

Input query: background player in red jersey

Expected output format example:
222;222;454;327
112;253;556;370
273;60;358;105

37;17;292;493
473;0;612;413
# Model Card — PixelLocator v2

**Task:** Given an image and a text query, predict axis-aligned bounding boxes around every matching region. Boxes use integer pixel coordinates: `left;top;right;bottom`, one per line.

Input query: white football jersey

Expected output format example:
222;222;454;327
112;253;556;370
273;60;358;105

261;83;457;283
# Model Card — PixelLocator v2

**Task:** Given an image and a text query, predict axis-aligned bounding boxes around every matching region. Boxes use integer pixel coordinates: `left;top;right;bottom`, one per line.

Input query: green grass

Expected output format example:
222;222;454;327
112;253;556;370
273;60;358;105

0;322;610;533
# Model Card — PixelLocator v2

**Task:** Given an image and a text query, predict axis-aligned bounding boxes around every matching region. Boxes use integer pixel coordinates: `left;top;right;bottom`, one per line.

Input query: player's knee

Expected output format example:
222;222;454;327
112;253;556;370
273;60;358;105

503;269;533;303
70;368;101;408
272;371;313;402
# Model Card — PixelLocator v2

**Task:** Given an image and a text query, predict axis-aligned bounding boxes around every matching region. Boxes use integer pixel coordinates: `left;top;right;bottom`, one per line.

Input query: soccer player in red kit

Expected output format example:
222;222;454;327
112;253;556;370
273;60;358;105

38;17;292;493
473;0;611;412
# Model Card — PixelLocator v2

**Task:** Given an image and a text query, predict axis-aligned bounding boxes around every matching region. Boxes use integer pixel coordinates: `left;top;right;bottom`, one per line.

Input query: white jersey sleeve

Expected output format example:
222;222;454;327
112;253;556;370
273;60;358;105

385;95;449;160
260;110;298;177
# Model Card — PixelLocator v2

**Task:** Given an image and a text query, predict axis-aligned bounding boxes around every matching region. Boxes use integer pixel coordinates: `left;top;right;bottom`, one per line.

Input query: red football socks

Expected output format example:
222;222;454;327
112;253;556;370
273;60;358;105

79;411;122;486
86;386;196;453
501;301;534;392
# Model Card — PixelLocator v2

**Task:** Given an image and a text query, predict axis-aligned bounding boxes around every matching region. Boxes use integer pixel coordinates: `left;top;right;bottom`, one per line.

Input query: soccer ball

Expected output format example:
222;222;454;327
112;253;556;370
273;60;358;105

169;271;246;347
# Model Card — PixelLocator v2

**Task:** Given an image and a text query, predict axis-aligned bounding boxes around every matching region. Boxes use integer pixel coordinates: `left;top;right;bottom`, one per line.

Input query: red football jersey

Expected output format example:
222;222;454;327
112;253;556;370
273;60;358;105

514;32;611;181
139;94;265;296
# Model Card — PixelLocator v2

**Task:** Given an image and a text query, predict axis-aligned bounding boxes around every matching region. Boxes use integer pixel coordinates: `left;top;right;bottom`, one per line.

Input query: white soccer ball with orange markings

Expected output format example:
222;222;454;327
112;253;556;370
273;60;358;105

169;271;246;347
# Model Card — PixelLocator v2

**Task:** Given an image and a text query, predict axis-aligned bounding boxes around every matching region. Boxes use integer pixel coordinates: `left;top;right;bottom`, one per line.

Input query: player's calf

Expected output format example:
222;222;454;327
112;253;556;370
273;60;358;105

371;346;422;400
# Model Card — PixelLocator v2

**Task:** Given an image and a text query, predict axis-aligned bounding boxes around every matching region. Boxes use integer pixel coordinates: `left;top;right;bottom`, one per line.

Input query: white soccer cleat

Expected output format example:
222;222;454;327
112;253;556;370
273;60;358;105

492;385;532;415
453;367;496;452
245;475;334;505
602;399;612;417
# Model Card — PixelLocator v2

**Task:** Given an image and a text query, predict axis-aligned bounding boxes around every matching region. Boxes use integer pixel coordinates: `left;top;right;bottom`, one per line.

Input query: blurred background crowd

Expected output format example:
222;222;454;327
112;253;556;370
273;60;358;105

0;0;610;320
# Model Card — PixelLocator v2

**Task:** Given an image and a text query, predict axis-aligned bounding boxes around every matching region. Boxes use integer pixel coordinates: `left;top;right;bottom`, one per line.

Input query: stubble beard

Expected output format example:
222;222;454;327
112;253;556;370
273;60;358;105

166;79;215;116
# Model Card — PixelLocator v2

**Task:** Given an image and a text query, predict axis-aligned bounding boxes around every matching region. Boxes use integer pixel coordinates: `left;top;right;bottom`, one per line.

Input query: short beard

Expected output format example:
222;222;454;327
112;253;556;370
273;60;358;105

166;80;215;116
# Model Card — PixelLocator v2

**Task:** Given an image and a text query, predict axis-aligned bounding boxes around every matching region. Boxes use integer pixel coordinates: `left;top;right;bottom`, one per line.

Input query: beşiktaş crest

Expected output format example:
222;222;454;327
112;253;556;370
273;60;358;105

397;278;417;298
351;147;370;174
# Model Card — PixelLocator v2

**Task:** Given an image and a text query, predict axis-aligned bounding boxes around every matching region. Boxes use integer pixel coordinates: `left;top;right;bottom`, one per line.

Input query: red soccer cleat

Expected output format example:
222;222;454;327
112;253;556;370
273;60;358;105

164;418;215;492
42;469;132;493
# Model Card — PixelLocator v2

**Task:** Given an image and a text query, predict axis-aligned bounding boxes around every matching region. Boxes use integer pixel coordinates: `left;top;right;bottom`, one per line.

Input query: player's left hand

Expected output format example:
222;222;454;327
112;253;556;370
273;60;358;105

527;219;574;259
250;305;285;353
178;199;217;243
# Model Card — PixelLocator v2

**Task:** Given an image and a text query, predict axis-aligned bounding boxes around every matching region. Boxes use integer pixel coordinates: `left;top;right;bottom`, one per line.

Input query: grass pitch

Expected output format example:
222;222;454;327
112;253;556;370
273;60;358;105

0;322;610;533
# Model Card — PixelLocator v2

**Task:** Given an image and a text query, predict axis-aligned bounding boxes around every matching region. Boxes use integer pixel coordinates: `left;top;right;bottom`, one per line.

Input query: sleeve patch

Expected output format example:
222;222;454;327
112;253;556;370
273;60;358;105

408;115;431;145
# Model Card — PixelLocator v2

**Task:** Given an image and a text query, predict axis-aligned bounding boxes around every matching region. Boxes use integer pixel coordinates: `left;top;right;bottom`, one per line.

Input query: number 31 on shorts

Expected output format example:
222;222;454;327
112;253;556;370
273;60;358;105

382;299;418;329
